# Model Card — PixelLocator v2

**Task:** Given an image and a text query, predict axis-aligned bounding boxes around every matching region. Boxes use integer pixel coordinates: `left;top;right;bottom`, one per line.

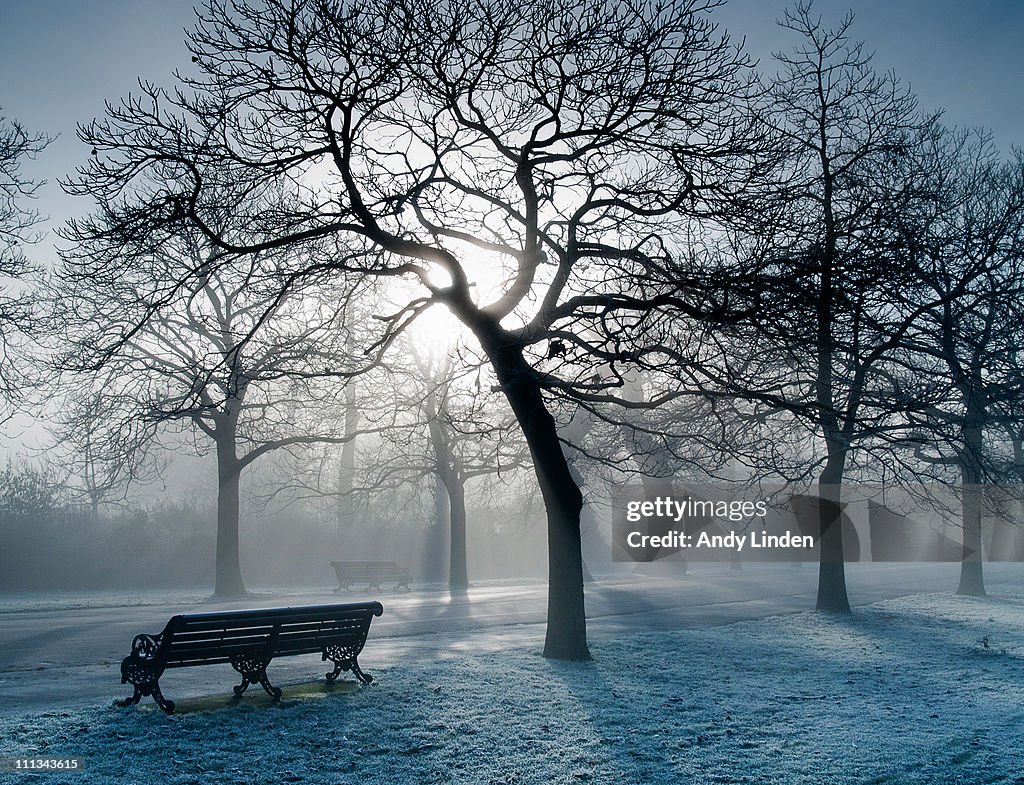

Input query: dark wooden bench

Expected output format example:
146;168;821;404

331;560;412;591
118;601;383;713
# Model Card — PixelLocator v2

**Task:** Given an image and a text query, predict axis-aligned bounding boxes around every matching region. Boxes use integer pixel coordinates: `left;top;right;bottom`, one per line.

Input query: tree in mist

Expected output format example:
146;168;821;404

334;342;361;532
741;4;941;611
0;111;50;410
51;388;143;516
904;131;1024;597
564;368;791;569
0;461;66;589
52;229;369;596
65;0;768;658
410;349;528;593
300;345;530;594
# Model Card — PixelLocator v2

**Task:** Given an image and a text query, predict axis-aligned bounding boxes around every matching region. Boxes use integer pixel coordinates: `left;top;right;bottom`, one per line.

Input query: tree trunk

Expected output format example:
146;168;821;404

446;473;469;594
486;339;589;660
730;548;743;570
1013;432;1024;560
426;391;470;595
640;474;676;562
816;456;851;613
214;434;247;598
423;475;449;583
957;484;985;597
335;387;359;534
812;140;851;613
956;415;986;596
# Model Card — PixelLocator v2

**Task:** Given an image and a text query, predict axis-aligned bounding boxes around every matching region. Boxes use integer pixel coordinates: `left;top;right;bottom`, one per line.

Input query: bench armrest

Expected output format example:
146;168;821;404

129;633;164;662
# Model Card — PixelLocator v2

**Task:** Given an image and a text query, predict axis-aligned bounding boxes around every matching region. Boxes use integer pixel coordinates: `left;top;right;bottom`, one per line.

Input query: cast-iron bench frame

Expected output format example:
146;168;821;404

118;601;383;713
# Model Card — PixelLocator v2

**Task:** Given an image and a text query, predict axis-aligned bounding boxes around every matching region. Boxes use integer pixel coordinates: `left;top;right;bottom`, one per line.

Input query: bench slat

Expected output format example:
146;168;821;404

168;618;369;641
168;604;380;630
165;629;367;659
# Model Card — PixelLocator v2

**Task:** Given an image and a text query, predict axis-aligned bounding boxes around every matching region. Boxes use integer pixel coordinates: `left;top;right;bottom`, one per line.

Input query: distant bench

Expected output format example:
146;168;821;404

331;560;412;592
118;601;383;713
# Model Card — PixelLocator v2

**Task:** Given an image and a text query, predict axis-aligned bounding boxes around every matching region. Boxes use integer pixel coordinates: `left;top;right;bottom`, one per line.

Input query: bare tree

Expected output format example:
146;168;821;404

414;350;529;593
742;4;942;611
64;0;766;658
49;387;150;516
904;131;1024;596
304;345;530;594
52;229;370;596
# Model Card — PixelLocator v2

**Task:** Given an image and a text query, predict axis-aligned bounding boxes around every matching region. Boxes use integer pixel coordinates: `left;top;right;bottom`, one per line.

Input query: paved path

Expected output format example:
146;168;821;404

1;563;1021;715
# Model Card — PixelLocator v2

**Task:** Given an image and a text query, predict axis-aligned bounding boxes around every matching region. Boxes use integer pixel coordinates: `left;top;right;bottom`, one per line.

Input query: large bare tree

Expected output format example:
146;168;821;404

65;0;765;658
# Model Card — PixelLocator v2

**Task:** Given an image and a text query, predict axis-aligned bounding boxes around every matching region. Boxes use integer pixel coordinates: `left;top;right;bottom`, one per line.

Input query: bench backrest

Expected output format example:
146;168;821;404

157;602;383;669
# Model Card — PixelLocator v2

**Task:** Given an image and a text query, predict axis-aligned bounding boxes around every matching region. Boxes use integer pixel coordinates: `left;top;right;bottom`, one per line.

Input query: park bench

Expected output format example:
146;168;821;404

331;560;412;591
118;601;383;713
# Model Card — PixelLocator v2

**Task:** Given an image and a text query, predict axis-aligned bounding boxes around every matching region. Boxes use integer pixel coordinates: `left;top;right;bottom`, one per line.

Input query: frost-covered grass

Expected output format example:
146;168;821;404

3;592;1023;784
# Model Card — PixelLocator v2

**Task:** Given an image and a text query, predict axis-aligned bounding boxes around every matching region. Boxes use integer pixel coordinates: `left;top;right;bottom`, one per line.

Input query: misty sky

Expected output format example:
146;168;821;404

1;0;1022;262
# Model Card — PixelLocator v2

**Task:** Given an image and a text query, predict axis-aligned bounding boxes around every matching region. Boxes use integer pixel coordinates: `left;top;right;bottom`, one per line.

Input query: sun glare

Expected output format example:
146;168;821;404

406;300;468;356
398;247;522;358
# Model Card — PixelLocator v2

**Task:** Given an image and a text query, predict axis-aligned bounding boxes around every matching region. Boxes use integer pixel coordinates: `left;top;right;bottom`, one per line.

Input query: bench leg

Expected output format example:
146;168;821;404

323;646;373;685
256;672;283;700
324;646;349;684
118;681;175;714
230;654;282;701
325;660;344;683
150;683;176;714
120;658;175;713
350;659;373;685
117;686;143;707
325;659;373;685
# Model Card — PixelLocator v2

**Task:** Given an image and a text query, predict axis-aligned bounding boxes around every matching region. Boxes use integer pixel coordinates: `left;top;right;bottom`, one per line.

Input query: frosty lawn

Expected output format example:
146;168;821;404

4;592;1023;784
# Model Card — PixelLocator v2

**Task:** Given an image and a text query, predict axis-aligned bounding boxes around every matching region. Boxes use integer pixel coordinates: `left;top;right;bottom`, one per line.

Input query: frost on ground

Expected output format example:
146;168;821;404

3;592;1023;785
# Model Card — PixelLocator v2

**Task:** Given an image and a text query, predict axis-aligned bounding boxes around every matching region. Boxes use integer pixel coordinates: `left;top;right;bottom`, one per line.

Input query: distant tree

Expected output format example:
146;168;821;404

0;110;50;410
904;131;1024;596
0;460;59;520
305;345;530;594
50;388;145;516
52;228;371;596
334;341;361;533
414;350;529;593
566;369;784;568
0;460;63;590
65;0;768;658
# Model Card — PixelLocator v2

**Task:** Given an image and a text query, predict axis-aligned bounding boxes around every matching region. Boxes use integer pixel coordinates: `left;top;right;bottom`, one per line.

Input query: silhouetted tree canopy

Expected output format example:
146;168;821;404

63;0;778;659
